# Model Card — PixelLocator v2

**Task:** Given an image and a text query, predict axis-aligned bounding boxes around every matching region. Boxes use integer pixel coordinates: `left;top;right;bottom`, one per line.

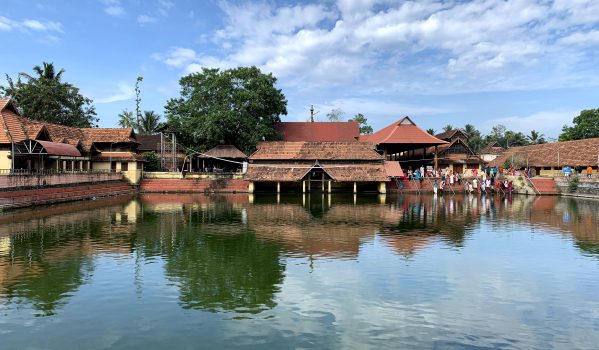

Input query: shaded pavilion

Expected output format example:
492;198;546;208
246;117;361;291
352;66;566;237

197;145;247;173
360;117;448;169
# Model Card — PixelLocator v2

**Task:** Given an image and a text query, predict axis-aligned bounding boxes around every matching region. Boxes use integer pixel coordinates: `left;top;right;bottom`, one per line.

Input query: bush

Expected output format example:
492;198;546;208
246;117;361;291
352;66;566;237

568;176;579;193
143;152;161;171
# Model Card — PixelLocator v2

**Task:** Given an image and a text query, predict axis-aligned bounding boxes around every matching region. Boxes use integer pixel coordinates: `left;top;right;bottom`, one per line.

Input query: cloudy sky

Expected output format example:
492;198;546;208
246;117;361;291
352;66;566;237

1;0;599;138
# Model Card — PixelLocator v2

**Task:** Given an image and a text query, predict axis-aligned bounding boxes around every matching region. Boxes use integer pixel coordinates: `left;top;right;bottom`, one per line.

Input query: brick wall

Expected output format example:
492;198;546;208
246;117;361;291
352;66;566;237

0;172;123;189
139;178;249;193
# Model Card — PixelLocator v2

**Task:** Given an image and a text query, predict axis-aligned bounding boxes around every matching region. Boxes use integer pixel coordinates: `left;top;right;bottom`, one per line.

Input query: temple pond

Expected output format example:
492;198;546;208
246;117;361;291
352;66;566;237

1;193;598;349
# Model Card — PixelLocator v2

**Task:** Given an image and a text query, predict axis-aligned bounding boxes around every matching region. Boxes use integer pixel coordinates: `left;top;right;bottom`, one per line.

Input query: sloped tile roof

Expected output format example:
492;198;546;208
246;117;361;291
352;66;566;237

245;162;388;182
490;138;599;167
360;117;448;146
136;134;161;151
435;129;469;141
480;141;505;155
250;141;382;161
384;161;404;177
199;145;247;159
36;140;82;157
275;122;360;141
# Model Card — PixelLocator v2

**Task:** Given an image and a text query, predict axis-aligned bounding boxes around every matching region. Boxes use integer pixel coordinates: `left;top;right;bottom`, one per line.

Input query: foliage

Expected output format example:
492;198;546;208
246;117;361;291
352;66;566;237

559;108;599;141
118;109;135;128
527;130;546;144
567;176;579;193
326;108;345;121
462;124;484;153
442;124;453;133
135;76;143;125
484;124;529;149
1;62;98;127
349;113;373;134
137;110;161;134
426;128;435;135
165;66;287;154
143;152;161;171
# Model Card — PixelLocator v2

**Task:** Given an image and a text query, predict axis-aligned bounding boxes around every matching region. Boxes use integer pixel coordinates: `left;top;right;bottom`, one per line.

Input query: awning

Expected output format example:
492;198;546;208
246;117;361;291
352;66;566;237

14;139;81;157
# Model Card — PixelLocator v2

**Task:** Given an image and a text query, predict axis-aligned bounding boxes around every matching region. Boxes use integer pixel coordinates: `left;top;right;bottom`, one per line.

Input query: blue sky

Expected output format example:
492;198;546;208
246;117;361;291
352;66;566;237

1;0;599;139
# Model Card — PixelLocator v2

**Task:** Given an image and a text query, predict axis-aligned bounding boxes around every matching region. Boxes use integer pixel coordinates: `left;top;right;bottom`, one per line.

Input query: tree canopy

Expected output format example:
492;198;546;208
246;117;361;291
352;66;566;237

165;66;287;153
326;108;345;121
559;109;599;141
349;113;373;134
1;62;98;127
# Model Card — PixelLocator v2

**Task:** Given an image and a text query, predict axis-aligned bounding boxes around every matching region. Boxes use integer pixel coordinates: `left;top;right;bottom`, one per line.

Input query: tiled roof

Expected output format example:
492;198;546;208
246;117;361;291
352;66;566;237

360;117;448;146
480;141;505;155
435;129;469;141
490;138;599;167
245;162;388;182
250;141;383;161
275;122;360;141
1;99;138;153
384;161;404;177
199;145;247;159
136;134;161;151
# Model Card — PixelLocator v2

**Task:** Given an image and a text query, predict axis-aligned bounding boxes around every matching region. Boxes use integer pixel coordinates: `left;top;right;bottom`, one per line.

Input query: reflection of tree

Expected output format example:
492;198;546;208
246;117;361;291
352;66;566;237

138;200;285;314
1;225;98;316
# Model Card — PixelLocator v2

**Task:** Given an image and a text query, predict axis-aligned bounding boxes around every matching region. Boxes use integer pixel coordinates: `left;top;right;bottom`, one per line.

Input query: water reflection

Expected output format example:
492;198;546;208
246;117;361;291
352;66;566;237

0;192;598;338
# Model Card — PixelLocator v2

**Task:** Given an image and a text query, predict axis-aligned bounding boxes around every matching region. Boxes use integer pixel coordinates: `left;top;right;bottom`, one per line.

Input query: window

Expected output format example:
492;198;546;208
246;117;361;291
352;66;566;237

121;162;128;171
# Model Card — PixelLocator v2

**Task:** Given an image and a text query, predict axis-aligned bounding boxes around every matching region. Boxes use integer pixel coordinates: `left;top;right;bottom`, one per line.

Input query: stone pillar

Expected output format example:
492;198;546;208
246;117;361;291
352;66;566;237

248;181;255;193
327;180;332;193
277;182;281;193
302;180;306;193
353;181;357;193
434;145;438;170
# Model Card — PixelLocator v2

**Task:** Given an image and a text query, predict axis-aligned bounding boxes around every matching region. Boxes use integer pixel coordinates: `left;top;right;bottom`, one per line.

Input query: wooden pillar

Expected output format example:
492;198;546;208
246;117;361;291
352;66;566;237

302;180;306;193
434;145;438;170
353;181;357;193
277;182;280;193
327;180;331;193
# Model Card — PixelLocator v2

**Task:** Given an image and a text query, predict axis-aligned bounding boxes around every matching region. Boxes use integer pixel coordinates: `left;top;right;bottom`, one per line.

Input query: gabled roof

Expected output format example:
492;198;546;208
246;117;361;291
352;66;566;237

199;145;247;159
430;137;478;156
490;138;599;168
0;98;29;143
275;122;360;142
245;162;388;182
249;141;382;161
480;141;505;155
435;129;469;141
360;117;448;146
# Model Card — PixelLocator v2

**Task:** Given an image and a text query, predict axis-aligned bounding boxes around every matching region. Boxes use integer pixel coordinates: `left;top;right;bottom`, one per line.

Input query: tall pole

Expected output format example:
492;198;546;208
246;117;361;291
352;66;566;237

310;105;315;123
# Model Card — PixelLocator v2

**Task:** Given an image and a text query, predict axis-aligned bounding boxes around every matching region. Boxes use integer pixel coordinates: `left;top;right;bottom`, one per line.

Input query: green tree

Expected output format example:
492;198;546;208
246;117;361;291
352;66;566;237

1;62;98;127
527;130;546;144
165;66;287;153
326;108;345;121
349;113;373;134
426;128;436;135
142;152;161;171
118;109;135;128
442;124;453;133
462;124;484;153
137;110;161;134
559;109;599;141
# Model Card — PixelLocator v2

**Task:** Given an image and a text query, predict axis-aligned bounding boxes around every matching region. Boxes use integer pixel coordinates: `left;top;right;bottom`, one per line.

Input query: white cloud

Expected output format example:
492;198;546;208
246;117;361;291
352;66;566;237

481;110;578;137
0;16;64;34
158;0;174;16
155;0;599;94
95;83;135;104
103;0;125;17
137;14;157;24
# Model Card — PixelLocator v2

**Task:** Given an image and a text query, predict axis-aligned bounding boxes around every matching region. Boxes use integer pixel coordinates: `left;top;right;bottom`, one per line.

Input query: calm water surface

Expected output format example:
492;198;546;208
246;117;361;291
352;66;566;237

1;193;598;349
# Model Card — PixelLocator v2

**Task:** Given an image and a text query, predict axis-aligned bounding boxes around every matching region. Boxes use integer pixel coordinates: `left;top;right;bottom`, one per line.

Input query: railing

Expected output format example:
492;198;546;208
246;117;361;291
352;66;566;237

523;173;541;195
0;169;120;176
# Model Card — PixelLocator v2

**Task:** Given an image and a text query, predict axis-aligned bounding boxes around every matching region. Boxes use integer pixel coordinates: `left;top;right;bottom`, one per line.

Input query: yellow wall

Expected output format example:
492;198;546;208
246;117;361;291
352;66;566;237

0;151;11;171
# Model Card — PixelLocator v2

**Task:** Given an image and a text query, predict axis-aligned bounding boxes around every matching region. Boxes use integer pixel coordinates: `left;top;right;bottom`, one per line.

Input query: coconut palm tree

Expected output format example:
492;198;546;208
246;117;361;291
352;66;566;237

118;110;136;128
426;128;436;135
527;130;546;144
137;110;161;134
20;62;65;82
442;124;453;133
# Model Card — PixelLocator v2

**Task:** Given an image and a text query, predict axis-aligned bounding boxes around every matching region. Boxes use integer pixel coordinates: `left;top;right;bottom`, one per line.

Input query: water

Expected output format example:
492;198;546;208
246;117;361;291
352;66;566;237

1;193;598;349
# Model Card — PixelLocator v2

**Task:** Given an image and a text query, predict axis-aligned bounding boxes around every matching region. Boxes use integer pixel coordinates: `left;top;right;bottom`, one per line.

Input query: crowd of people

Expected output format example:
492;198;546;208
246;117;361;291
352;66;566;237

403;165;513;195
562;165;594;178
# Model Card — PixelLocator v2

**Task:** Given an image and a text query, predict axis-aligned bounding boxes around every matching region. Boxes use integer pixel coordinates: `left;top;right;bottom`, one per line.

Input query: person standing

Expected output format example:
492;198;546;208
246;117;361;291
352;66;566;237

587;166;593;179
473;177;479;193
